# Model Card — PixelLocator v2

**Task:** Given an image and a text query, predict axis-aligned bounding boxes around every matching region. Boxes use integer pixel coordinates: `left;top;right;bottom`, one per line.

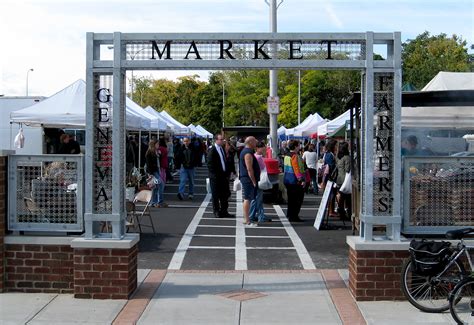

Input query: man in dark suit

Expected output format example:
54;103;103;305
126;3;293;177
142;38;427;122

207;134;234;218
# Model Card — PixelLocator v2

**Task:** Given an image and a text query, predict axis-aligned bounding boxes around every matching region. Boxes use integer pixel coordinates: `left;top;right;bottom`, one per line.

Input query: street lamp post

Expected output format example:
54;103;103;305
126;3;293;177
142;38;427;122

26;68;34;96
298;70;301;125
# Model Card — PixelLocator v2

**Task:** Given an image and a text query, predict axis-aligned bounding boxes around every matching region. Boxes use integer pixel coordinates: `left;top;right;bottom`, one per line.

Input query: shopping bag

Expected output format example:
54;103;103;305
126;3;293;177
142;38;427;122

339;172;352;194
206;177;211;193
258;171;272;190
233;178;242;191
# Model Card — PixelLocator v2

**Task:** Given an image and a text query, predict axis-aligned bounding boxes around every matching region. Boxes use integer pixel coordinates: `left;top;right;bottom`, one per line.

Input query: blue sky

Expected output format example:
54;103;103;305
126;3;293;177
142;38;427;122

1;0;472;96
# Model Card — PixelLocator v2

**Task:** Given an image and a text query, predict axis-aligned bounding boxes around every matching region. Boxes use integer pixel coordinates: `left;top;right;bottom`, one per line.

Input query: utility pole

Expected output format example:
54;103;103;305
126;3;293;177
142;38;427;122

265;0;282;158
298;70;301;124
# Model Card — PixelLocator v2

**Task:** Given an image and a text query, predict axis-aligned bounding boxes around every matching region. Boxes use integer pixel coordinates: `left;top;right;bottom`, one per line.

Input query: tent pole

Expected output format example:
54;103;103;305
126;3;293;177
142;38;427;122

138;130;142;171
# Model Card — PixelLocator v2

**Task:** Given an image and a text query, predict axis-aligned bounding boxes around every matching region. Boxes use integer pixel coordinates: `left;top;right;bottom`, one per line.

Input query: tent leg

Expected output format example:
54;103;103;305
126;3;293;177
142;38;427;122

138;130;142;171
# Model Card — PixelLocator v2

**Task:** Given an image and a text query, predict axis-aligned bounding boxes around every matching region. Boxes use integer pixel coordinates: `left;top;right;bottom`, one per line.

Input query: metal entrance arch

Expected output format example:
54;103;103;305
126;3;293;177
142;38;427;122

85;32;402;241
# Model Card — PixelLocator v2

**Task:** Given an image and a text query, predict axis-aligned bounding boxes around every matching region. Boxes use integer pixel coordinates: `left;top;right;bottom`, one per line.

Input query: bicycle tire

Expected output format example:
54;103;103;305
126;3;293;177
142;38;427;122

401;259;465;313
449;277;474;325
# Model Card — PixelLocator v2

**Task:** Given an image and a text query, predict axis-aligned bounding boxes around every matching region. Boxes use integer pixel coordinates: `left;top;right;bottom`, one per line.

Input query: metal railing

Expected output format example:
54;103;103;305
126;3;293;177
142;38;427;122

8;155;84;232
403;156;474;234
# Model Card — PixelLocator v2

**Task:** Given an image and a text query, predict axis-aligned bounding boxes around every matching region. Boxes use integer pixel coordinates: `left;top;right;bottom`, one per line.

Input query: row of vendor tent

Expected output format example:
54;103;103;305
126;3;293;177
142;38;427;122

281;110;350;139
9;79;212;136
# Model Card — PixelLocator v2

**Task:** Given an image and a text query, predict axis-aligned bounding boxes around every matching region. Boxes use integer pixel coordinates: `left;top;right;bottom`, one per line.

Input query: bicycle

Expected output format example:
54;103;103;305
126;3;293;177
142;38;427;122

401;227;474;313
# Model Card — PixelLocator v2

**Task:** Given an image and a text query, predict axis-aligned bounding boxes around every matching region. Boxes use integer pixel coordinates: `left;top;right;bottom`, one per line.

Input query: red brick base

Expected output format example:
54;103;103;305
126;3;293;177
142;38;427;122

74;245;138;299
348;247;409;301
5;244;74;293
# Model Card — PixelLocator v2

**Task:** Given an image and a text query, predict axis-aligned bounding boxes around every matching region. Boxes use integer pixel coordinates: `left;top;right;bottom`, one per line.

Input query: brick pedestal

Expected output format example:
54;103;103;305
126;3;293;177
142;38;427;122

347;236;410;301
71;235;139;299
5;241;74;293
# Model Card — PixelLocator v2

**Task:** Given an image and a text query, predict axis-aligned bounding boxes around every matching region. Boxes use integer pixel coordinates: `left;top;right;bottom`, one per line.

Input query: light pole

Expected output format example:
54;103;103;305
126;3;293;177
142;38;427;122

298;70;301;125
26;68;34;96
222;81;225;129
265;0;283;158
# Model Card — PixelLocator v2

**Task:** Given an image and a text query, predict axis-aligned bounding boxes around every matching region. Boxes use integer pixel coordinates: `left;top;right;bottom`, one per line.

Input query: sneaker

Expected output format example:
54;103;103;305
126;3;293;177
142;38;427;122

158;203;168;208
188;195;194;200
177;193;184;200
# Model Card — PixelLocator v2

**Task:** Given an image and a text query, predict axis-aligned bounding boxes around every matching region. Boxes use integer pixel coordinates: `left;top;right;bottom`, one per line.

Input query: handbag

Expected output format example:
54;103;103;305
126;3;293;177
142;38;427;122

233;178;242;191
146;175;161;189
258;171;272;190
339;172;352;194
206;177;211;193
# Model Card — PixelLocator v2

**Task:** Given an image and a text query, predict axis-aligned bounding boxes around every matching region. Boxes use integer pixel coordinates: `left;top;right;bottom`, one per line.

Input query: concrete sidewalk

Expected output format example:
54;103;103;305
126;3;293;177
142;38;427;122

0;269;457;325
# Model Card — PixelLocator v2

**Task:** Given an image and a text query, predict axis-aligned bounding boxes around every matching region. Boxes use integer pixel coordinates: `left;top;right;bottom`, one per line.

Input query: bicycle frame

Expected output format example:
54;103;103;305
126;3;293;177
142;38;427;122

433;239;473;282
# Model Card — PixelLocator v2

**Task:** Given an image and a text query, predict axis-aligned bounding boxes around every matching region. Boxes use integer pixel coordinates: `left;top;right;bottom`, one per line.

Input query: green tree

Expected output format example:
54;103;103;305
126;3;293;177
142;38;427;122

402;32;470;89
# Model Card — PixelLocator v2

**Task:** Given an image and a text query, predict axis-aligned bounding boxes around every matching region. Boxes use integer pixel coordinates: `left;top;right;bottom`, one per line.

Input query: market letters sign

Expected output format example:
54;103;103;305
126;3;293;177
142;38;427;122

150;40;341;60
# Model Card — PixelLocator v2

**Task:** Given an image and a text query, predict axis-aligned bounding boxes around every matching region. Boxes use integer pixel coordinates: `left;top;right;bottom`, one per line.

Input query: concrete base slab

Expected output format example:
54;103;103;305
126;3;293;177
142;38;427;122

0;293;56;325
138;273;242;324
357;301;456;325
241;273;341;325
27;295;126;325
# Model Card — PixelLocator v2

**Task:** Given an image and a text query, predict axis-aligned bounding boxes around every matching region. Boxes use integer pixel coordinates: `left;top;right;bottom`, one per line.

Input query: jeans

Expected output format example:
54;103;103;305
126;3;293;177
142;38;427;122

178;167;195;196
249;188;266;222
151;171;163;205
308;168;318;194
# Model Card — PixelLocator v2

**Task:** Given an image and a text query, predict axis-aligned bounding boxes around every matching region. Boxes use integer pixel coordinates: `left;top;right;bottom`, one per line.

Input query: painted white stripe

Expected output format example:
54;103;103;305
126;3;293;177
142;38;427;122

196;225;236;228
167;204;202;208
274;205;317;270
168;193;211;270
193;234;236;238
246;235;290;238
235;190;247;270
279;207;318;211
247;247;296;250
201;217;236;220
244;226;286;229
189;246;235;249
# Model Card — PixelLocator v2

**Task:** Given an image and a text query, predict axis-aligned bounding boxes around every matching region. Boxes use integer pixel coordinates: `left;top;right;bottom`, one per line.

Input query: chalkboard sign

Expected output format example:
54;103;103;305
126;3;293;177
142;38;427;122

314;181;334;230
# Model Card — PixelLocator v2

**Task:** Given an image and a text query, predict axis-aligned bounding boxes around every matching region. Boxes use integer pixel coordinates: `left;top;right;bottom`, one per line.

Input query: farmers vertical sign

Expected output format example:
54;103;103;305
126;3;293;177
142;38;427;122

373;73;395;215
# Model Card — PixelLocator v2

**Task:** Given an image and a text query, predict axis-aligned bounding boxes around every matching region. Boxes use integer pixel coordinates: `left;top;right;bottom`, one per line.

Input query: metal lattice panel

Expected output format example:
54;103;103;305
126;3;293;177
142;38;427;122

124;40;365;61
403;157;474;234
372;73;394;216
8;155;84;232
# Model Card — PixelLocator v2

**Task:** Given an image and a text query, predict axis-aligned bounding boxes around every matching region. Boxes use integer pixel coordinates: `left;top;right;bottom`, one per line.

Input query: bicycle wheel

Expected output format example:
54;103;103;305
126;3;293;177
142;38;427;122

401;259;464;313
449;278;474;325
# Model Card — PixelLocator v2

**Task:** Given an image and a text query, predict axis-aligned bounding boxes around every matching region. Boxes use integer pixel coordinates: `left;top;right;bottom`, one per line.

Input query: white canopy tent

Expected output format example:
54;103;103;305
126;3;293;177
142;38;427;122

403;72;474;129
159;111;190;134
188;124;207;137
285;114;313;136
195;125;213;138
317;110;351;136
10;79;148;130
293;113;325;137
143;106;175;131
277;125;286;136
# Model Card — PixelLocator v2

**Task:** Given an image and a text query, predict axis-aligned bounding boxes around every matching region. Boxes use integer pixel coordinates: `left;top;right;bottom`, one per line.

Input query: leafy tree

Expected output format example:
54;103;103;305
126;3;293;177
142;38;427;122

402;32;470;89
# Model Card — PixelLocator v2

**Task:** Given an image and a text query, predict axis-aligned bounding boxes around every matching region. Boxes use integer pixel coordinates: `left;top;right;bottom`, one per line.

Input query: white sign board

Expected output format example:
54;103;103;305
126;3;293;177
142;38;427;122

267;96;280;114
314;180;334;230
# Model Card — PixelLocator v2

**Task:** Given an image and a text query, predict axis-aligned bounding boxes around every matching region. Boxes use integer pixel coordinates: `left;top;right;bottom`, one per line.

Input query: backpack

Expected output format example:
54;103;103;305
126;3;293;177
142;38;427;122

409;239;452;276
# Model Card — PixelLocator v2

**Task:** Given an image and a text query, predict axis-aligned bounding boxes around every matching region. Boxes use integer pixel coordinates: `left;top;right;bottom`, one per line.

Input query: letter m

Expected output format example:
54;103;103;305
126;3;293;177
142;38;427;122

376;136;392;151
150;41;172;60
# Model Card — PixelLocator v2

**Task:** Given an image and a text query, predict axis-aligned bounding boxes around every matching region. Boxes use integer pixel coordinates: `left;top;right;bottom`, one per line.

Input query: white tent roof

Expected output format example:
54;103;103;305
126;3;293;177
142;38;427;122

422;72;474;91
277;125;287;135
143;106;175;131
317;110;351;136
403;72;474;129
195;125;213;138
159;110;189;134
285;114;314;136
293;113;325;137
188;124;208;137
10;79;148;130
126;102;170;131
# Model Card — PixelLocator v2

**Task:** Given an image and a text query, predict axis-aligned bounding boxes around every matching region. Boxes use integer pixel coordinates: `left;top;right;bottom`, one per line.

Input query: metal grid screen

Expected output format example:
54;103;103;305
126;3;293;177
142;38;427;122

8;155;84;232
403;157;474;234
124;40;365;61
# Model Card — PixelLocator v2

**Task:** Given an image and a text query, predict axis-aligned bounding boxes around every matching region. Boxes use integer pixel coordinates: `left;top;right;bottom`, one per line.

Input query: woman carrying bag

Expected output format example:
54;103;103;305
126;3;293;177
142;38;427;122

336;141;351;220
283;140;305;222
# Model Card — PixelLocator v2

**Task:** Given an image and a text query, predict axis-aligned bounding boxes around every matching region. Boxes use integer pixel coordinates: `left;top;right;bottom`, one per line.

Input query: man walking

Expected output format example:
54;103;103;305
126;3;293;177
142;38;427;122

175;137;197;200
239;136;260;226
207;134;234;218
